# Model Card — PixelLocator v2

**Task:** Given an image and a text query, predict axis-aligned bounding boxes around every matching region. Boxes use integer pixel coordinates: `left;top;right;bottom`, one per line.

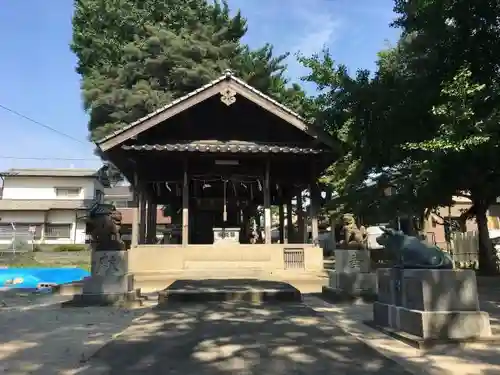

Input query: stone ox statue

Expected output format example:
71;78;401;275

86;203;125;251
376;227;453;269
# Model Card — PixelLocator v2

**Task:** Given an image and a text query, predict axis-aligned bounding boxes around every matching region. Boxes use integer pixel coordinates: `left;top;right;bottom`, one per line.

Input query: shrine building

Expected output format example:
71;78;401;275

96;70;339;274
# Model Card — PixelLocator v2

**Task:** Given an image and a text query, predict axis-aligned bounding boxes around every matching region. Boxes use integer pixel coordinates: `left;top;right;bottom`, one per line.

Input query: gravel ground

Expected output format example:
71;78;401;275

0;294;153;375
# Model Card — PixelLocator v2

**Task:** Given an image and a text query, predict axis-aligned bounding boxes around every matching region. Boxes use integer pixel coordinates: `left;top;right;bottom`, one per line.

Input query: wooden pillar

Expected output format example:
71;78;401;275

131;172;139;248
145;201;152;244
182;161;189;247
309;179;319;246
146;199;156;244
278;203;285;243
330;215;336;250
264;159;272;244
150;202;157;244
296;189;305;243
139;191;147;245
286;196;293;244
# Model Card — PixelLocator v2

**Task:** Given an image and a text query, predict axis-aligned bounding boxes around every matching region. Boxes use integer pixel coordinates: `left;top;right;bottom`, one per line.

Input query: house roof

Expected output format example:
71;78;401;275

0;199;92;211
0;168;99;178
96;70;338;152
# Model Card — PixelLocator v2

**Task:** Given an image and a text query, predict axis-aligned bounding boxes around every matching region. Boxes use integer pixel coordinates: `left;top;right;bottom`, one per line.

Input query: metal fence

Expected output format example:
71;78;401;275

0;224;36;253
451;231;479;267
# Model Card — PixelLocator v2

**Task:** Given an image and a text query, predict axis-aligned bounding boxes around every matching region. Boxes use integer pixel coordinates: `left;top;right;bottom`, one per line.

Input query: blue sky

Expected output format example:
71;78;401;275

0;0;400;172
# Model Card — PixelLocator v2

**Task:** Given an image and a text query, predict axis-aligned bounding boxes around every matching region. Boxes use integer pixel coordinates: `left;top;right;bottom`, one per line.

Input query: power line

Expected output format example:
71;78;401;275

0;156;99;161
0;103;88;145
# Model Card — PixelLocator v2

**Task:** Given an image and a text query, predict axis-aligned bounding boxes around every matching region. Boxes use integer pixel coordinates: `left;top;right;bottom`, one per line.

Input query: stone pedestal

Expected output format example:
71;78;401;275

322;249;377;302
62;251;143;308
371;268;493;347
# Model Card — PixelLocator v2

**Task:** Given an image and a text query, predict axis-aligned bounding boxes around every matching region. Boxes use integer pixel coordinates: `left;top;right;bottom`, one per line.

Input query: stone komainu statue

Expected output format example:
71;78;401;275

376;227;453;269
338;214;367;250
86;203;125;251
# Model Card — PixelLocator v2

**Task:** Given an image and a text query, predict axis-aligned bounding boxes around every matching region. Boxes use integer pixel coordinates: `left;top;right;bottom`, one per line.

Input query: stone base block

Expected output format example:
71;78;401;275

365;320;500;349
322;286;376;303
327;270;377;293
373;302;492;340
61;289;143;308
61;274;143;308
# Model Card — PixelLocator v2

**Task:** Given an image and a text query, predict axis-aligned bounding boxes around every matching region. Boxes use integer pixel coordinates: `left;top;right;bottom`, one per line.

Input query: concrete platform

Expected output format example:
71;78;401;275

157;279;302;305
364;320;500;350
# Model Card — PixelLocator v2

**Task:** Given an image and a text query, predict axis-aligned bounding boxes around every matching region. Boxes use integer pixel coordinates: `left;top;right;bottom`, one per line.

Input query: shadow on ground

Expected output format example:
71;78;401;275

77;286;412;374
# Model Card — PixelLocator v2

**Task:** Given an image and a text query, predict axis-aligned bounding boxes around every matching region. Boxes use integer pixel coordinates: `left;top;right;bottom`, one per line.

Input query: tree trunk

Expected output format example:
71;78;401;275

475;202;497;275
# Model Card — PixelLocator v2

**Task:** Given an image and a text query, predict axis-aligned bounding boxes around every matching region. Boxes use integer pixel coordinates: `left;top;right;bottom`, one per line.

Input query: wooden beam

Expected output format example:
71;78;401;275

279;203;285;244
131;171;139;248
264;159;271;244
139;191;147;244
296;188;305;244
286;197;293;244
310;161;319;246
182;160;189;247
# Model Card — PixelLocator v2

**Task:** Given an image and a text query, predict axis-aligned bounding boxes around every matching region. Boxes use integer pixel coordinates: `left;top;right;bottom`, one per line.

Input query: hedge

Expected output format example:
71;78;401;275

51;244;89;252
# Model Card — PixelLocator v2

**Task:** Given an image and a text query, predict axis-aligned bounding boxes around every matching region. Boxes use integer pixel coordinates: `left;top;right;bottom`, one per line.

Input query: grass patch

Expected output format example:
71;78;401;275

0;253;90;271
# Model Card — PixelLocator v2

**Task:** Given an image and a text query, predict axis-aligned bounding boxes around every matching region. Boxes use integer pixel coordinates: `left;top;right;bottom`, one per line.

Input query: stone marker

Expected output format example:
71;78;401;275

372;268;492;346
323;249;377;302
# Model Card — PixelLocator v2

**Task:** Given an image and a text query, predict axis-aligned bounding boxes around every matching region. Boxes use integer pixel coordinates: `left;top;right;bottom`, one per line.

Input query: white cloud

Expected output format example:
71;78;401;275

292;16;342;57
285;2;342;81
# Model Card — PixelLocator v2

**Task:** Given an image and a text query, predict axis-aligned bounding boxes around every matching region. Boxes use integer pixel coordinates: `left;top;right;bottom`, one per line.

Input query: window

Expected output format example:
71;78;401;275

45;224;71;238
0;223;42;240
55;187;81;197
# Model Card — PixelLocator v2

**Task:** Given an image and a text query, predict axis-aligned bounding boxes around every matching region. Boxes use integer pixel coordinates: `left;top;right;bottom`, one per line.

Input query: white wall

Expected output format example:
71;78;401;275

0;211;45;223
2;176;98;200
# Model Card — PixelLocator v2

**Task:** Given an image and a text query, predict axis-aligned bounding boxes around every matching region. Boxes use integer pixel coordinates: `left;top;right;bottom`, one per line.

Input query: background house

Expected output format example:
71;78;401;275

423;196;500;248
0;168;104;248
103;186;171;243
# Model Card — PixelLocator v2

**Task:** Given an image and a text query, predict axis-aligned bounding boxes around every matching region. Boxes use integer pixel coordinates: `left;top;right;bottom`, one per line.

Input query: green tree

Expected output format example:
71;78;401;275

298;1;500;273
71;0;246;76
72;0;303;140
405;67;500;274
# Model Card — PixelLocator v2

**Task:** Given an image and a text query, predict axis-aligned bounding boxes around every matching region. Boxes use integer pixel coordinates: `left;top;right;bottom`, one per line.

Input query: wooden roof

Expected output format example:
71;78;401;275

96;70;338;152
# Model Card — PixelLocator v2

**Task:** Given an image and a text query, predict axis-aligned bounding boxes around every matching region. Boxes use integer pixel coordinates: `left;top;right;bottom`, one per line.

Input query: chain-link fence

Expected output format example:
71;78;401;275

0;224;37;253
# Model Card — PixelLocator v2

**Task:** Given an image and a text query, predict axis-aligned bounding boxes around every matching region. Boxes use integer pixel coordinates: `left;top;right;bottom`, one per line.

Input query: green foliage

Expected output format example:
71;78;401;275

299;0;500;274
72;0;304;140
52;244;89;252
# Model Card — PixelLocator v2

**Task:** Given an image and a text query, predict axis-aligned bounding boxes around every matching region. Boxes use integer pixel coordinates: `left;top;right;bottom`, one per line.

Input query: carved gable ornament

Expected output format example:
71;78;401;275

220;88;237;106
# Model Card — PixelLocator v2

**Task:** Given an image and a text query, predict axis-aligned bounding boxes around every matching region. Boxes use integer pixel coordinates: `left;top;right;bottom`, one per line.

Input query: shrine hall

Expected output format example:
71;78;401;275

96;70;339;273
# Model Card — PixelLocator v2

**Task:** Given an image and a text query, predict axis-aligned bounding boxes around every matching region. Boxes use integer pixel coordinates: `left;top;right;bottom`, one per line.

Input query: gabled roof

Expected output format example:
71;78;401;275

96;70;337;152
